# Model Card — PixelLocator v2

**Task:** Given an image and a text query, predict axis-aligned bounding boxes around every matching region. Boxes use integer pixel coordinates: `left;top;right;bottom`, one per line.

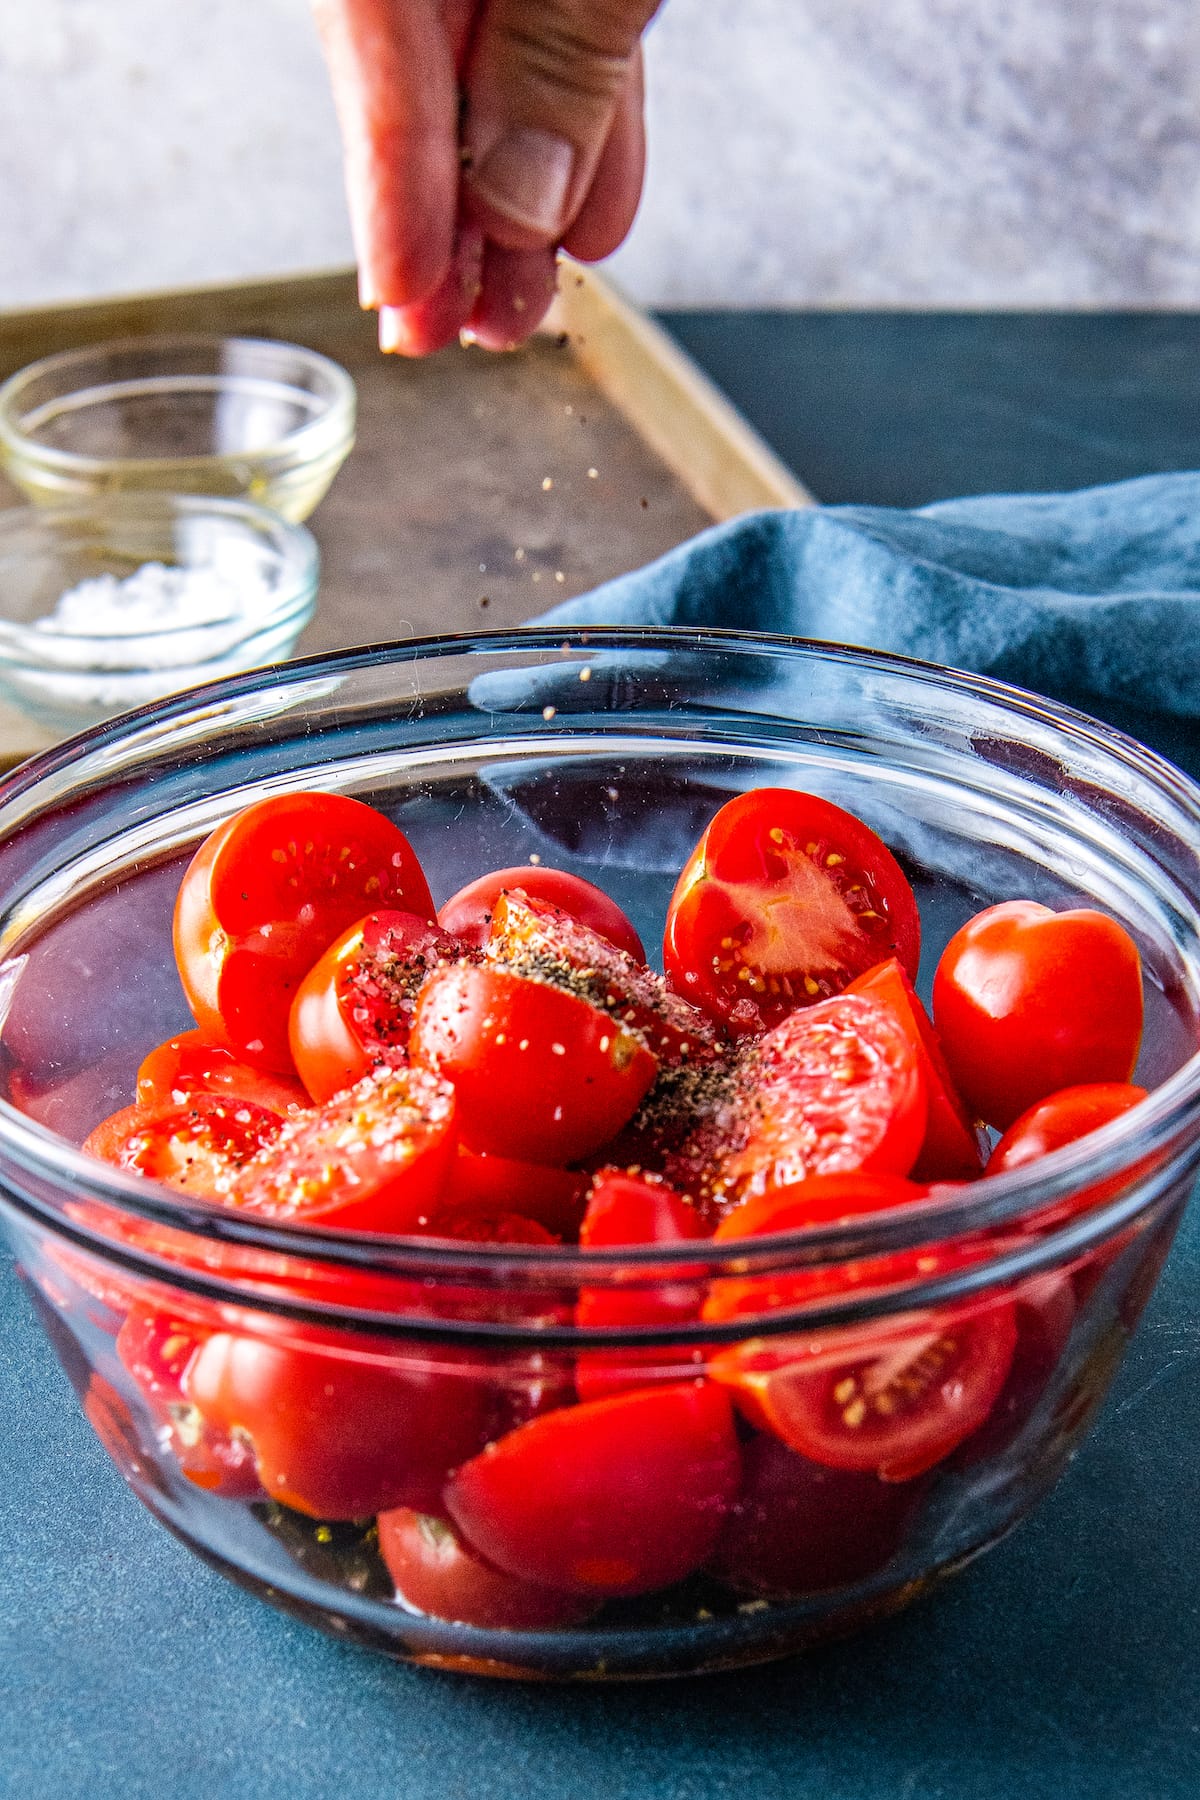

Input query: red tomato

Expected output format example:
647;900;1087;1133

665;994;927;1214
288;910;466;1103
377;1510;596;1630
443;1147;589;1238
83;1094;285;1201
173;791;434;1072
932;901;1144;1129
185;1293;491;1522
575;1169;713;1402
229;1064;456;1233
845;959;983;1180
952;1265;1075;1466
444;1381;742;1597
712;1171;929;1243
989;1082;1148;1173
438;866;645;960
663;789;920;1034
116;1303;263;1498
486;889;722;1067
410;963;657;1166
136;1030;309;1115
709;1433;925;1597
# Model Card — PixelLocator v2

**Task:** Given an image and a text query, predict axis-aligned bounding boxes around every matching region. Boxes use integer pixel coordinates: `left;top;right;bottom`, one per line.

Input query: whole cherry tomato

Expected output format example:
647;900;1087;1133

438;866;645;960
173;791;434;1072
288;909;466;1103
136;1030;310;1115
663;789;920;1035
666;993;927;1214
932;901;1143;1129
989;1082;1148;1173
444;1381;742;1597
410;963;657;1165
377;1509;596;1630
83;1094;285;1201
845;959;983;1180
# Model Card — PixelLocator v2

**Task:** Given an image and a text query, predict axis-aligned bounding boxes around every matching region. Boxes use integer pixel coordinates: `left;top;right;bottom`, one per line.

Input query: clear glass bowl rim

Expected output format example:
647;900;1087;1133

0;333;357;478
0;494;319;658
0;626;1196;1325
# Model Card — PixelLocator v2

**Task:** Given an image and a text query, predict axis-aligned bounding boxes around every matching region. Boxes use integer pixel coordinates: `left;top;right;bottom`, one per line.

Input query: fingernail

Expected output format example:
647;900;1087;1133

358;268;379;311
378;307;416;355
468;128;574;236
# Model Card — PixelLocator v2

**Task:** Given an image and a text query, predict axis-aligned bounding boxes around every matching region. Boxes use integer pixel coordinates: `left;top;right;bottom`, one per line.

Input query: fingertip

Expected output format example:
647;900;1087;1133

465;244;559;352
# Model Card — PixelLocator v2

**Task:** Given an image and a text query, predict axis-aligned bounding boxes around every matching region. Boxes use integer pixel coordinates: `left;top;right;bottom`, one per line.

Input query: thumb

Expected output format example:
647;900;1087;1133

462;0;660;250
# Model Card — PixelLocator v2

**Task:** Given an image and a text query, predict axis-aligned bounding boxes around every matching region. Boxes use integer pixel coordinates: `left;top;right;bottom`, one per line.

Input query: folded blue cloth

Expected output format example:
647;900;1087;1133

538;472;1200;772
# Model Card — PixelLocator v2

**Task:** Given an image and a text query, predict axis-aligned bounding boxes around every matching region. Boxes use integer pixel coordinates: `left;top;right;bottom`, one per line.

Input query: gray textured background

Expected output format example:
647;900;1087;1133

2;0;1200;309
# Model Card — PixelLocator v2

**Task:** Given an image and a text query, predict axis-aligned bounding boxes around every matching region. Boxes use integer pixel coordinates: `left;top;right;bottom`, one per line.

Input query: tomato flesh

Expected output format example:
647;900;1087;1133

445;1381;742;1597
663;789;920;1034
438;866;645;960
136;1030;310;1115
116;1303;262;1498
173;791;434;1072
83;1094;285;1201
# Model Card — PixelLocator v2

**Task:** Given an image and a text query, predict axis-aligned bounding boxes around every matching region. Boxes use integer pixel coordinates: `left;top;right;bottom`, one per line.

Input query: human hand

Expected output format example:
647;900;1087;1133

313;0;659;355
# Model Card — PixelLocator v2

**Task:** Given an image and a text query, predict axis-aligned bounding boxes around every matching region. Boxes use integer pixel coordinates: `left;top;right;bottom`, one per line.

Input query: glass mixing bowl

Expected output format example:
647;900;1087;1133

0;630;1196;1680
0;336;356;522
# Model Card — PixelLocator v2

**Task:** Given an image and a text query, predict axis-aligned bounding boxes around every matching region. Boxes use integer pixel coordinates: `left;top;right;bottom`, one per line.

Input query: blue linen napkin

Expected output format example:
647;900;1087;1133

537;472;1200;773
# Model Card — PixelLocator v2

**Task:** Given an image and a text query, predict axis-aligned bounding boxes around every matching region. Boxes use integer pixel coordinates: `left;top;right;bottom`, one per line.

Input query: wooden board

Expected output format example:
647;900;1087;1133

0;264;810;759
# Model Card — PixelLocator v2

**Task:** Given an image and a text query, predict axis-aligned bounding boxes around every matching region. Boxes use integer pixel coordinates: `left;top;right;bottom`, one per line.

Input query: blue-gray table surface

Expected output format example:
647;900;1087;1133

3;311;1200;1800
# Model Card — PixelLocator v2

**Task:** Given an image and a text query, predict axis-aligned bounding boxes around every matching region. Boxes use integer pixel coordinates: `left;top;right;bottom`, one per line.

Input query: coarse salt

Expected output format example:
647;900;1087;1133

36;562;250;639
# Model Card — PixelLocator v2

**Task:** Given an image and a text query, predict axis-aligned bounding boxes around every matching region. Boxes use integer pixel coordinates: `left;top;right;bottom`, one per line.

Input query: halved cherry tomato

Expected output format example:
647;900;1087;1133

186;1321;491;1521
116;1303;262;1497
486;890;722;1067
229;1064;456;1232
666;994;927;1214
663;789;920;1035
377;1509;596;1630
845;959;983;1180
442;1147;589;1238
288;910;466;1103
438;866;645;960
989;1082;1148;1173
137;1030;309;1115
410;963;657;1165
712;1171;930;1244
173;791;434;1072
83;1094;285;1200
444;1381;742;1597
932;901;1144;1129
709;1433;925;1597
953;1265;1075;1465
575;1169;712;1401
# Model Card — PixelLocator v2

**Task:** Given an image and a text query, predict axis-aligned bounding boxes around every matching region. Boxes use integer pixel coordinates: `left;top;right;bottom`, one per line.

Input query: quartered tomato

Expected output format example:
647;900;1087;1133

666;993;927;1215
136;1030;310;1115
846;959;983;1180
229;1063;456;1232
83;1094;285;1201
173;791;434;1072
410;963;657;1165
377;1509;596;1630
989;1082;1148;1174
486;890;722;1067
663;789;920;1034
932;901;1144;1130
444;1381;742;1597
289;909;466;1103
438;866;645;960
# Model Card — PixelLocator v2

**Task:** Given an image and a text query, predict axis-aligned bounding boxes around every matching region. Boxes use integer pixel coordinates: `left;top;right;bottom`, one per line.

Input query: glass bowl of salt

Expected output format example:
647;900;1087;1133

0;495;318;734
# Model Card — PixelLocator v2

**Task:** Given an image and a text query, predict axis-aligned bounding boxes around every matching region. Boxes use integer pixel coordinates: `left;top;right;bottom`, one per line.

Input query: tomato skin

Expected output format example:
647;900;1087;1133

666;993;927;1215
377;1510;597;1630
83;1095;284;1201
663;788;920;1035
932;901;1144;1130
186;1324;490;1521
173;791;434;1073
713;1172;929;1244
439;867;645;961
953;1267;1075;1466
989;1082;1148;1174
410;963;657;1166
136;1030;310;1115
116;1303;263;1498
845;959;984;1180
442;1148;588;1237
229;1063;456;1233
288;910;466;1104
444;1381;742;1597
709;1433;925;1598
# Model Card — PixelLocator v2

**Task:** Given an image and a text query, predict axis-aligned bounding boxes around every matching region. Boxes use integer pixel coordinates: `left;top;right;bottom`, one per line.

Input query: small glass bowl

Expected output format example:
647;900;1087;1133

0;336;356;521
0;496;318;732
0;630;1197;1681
